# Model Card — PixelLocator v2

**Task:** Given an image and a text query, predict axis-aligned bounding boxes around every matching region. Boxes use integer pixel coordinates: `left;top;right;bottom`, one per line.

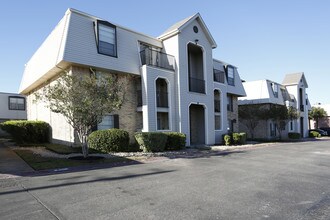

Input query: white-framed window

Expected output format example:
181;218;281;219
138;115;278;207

270;122;277;137
271;83;279;98
226;66;235;86
215;115;221;130
8;96;25;110
97;21;117;57
290;120;294;131
157;112;169;130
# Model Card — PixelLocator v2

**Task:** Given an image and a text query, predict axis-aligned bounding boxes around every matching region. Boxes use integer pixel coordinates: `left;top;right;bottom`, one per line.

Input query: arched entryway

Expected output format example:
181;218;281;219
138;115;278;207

189;104;205;145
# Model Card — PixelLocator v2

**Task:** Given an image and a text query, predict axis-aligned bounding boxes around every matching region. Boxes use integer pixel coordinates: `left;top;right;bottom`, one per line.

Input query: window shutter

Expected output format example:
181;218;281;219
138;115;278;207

114;114;119;128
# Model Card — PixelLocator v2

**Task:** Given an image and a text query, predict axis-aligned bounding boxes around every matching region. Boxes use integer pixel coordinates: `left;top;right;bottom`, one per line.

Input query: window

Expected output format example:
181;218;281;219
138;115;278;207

270;122;277;137
271;83;279;98
226;66;235;86
214;90;221;113
290;120;294;131
97;21;117;57
97;115;119;130
227;95;233;112
157;112;169;130
8;96;25;110
213;69;225;83
215;115;221;130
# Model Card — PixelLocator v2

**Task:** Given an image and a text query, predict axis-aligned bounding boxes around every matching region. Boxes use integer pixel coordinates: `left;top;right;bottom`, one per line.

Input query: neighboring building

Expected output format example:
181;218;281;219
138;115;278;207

310;103;330;128
19;8;245;146
238;72;310;139
0;92;27;135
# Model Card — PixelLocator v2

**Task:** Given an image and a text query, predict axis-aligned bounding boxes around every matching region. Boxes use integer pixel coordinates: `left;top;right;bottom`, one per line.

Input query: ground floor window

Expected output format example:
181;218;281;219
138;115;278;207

270;122;277;137
290;120;294;131
98;114;119;130
215;114;221;130
157;112;169;130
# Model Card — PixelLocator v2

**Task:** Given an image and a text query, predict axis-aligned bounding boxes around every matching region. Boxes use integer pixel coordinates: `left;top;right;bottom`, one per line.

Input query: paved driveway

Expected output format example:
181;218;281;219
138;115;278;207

0;140;329;219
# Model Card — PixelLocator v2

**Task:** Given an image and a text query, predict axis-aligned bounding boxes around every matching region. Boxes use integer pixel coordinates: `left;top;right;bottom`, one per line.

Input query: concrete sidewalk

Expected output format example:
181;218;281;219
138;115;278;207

0;140;34;178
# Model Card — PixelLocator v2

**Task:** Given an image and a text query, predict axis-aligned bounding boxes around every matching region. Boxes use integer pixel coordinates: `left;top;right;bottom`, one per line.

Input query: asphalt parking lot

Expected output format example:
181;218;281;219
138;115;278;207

0;139;329;219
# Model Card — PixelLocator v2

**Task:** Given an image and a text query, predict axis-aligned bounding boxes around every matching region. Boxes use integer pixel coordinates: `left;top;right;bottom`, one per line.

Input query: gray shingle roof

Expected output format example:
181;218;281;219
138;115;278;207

161;14;195;36
282;72;308;87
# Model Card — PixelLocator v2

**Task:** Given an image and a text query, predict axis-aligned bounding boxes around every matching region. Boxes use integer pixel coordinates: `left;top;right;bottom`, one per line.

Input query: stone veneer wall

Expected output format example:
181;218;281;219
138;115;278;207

71;66;142;143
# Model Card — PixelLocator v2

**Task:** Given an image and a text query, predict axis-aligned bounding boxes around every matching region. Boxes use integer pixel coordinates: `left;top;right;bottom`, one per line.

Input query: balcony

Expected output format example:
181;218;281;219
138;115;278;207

189;77;205;94
140;48;175;71
213;69;225;83
156;91;168;107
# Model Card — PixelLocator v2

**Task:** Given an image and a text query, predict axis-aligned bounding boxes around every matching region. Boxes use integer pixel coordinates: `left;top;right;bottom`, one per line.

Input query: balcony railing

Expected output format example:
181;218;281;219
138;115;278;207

214;100;220;112
189;77;205;93
140;48;175;71
156;91;168;107
213;69;225;83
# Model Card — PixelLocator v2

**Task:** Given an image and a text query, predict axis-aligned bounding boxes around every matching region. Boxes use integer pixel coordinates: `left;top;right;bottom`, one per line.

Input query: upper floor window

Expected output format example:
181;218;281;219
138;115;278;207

226;66;235;86
271;83;279;98
9;96;25;110
213;69;225;83
97;21;117;57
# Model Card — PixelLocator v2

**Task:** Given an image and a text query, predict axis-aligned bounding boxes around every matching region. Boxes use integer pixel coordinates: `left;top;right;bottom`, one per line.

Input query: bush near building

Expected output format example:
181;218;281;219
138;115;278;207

0;120;50;143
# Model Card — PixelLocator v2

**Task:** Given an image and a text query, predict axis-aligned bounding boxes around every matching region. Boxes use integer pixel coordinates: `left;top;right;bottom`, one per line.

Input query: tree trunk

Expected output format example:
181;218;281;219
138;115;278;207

77;130;89;158
81;135;88;158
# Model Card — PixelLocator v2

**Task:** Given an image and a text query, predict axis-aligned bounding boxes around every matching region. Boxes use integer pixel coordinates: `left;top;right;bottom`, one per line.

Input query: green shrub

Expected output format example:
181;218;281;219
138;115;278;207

224;135;232;146
288;132;301;139
309;131;321;138
134;132;167;152
88;128;130;152
223;133;246;146
232;133;247;145
164;132;186;151
0;120;50;143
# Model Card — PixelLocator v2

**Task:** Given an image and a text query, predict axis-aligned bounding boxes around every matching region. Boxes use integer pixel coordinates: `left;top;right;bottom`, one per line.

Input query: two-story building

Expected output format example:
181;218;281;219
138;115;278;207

238;72;310;139
19;8;245;146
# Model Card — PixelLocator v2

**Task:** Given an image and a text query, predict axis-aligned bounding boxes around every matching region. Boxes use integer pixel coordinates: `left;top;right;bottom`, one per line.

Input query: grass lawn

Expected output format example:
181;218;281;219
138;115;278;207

13;144;135;171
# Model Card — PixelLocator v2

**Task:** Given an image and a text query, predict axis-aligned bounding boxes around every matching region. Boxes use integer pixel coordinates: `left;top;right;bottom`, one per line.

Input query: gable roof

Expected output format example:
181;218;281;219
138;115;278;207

282;72;308;88
158;13;217;48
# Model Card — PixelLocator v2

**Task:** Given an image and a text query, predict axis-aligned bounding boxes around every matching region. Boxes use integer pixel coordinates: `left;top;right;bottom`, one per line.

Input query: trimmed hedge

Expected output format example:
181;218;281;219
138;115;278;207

88;128;130;152
309;131;321;138
164;132;186;151
223;132;247;146
0;120;50;143
288;132;301;139
134;132;167;152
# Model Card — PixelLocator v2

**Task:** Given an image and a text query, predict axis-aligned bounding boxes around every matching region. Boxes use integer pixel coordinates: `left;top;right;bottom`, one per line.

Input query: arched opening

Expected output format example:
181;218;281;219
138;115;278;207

156;78;168;107
187;43;204;93
156;78;169;130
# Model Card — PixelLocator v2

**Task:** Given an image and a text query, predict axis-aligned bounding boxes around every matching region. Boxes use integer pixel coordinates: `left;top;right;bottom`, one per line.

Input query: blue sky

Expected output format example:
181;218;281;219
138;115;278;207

0;0;329;105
